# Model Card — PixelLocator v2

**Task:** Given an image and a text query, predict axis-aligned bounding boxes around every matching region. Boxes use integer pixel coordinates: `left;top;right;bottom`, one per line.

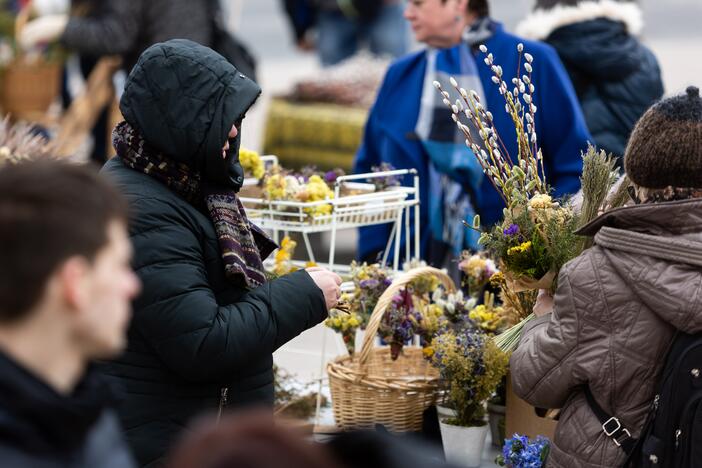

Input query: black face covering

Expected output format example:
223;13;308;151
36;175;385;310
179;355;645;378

204;128;245;192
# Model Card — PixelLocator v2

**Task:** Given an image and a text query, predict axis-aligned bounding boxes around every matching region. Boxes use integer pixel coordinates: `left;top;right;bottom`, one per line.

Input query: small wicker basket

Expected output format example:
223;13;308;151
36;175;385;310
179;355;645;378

327;266;455;432
0;1;62;122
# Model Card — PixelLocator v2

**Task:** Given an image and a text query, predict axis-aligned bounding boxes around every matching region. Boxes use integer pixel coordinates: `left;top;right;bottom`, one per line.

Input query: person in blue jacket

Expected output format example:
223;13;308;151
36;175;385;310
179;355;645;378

354;0;591;267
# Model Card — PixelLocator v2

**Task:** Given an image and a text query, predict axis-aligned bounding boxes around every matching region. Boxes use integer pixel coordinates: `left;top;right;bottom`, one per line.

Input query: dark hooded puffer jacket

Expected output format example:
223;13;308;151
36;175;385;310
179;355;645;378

545;18;663;162
510;199;702;467
517;2;664;162
100;40;327;467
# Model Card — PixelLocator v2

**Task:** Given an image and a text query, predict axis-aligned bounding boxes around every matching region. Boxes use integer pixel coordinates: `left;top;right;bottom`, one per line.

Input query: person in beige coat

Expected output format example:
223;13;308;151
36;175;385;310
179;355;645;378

511;85;702;467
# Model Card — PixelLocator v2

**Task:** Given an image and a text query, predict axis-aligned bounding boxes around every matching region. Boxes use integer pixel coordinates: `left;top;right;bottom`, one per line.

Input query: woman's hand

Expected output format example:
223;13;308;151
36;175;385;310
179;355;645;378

533;289;554;317
306;267;342;311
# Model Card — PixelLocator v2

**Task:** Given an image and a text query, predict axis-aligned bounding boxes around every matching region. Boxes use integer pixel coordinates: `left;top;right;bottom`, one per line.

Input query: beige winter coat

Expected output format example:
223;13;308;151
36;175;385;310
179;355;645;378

511;199;702;467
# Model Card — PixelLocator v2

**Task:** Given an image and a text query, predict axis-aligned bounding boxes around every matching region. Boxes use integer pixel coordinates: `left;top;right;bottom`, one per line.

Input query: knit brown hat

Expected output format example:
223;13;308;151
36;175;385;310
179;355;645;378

624;86;702;189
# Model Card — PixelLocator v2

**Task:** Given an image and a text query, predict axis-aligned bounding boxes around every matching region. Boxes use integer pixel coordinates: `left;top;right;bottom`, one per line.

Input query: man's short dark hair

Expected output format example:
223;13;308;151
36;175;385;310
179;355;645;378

0;161;128;322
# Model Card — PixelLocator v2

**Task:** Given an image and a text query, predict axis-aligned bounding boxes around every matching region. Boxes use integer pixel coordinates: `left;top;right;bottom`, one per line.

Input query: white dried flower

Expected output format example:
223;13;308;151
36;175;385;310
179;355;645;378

460;88;468;98
443;98;451;106
451;105;459;114
486;111;493;122
530;84;535;93
432;81;442;90
455;99;464;111
531;132;538;143
519;83;526;93
465;109;473;119
523;75;531;84
484;57;491;66
470;90;480;101
442;91;450;99
531;104;538;114
525;113;533;124
449;76;458;88
517;43;524;52
525;53;533;63
452;114;458;122
479;44;488;53
524;63;533;73
491;76;500;84
523;94;532;104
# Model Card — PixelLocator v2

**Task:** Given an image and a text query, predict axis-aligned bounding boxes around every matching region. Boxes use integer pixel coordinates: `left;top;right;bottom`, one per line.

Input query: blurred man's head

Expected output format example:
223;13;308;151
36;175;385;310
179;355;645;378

0;161;140;364
404;0;490;48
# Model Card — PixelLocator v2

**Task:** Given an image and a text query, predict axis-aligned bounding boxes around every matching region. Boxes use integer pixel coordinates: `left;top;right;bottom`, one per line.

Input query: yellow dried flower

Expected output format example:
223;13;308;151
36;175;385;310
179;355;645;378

528;193;554;210
507;241;532;256
239;148;265;179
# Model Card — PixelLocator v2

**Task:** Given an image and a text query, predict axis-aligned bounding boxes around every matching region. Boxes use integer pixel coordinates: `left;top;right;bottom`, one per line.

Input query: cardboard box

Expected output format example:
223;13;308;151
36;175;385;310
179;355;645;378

505;376;557;440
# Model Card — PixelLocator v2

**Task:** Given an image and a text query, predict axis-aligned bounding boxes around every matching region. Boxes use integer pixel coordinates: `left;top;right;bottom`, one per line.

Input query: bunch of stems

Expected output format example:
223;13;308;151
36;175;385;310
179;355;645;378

432;43;547;209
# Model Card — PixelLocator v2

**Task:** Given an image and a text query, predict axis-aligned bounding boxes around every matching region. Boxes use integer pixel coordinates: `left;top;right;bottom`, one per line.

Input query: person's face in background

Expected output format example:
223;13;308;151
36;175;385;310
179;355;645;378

70;221;140;359
404;0;470;49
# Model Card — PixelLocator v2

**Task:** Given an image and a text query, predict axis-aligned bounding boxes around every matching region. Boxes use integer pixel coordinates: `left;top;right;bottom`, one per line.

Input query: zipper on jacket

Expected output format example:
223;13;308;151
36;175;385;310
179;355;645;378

217;387;229;423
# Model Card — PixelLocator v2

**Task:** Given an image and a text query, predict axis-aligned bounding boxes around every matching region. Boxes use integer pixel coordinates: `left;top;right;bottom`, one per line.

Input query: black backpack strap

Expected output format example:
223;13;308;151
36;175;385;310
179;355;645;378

584;386;638;455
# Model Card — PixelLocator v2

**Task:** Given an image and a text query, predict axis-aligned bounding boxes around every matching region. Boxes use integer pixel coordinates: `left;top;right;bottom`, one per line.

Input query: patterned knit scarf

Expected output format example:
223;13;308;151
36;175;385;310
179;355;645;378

113;121;276;289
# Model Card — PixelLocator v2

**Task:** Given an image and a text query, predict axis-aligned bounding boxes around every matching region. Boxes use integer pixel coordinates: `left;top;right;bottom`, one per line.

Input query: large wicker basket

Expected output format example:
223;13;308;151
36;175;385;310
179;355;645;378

327;267;455;432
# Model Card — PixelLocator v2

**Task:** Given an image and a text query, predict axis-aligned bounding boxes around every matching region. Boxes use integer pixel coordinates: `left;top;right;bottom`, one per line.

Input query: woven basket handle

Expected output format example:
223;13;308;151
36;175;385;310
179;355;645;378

358;266;456;365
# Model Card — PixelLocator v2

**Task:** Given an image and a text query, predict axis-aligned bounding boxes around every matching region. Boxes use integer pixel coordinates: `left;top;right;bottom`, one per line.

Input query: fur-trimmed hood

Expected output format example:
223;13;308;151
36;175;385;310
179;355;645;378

516;0;643;40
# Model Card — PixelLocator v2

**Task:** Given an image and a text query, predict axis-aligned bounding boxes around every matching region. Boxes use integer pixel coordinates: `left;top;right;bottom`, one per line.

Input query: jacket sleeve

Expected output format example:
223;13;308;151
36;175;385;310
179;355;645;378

130;200;328;384
510;264;582;409
535;45;590;197
61;0;141;57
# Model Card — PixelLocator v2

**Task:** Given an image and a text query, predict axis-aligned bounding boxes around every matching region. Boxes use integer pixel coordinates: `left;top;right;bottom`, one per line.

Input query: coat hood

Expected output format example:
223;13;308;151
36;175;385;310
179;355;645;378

516;0;643;41
120;39;260;188
578;199;702;333
517;1;646;81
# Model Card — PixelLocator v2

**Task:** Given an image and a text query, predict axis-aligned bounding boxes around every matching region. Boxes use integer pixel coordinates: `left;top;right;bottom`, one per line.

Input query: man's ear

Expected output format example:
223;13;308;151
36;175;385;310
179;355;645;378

57;257;90;312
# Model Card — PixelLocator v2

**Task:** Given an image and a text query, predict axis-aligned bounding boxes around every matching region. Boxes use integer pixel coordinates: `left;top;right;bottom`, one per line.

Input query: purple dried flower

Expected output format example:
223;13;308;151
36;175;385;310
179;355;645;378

503;224;520;236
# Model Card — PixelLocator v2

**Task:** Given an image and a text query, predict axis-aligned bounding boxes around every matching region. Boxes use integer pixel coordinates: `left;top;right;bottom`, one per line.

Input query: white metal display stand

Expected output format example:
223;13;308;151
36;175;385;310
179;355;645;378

240;156;422;428
240;156;421;273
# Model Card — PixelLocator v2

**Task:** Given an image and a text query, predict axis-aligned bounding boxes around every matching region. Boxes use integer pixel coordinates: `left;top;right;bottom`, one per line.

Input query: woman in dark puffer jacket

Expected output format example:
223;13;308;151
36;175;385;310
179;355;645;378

517;0;664;163
101;39;340;467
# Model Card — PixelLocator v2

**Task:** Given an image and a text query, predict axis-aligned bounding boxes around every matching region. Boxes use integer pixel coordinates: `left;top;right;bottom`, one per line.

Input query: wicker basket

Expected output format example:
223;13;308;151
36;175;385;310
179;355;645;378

327;267;456;432
0;1;62;122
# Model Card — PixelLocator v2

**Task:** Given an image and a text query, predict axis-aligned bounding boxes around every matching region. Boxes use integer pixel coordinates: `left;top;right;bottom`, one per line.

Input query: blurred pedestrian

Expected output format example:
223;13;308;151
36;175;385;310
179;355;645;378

0;160;140;467
517;0;664;163
354;0;590;267
282;0;409;66
101;39;340;467
167;410;460;468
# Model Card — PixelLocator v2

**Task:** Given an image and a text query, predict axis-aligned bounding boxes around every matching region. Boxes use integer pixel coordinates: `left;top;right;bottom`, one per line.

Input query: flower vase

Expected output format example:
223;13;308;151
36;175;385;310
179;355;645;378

439;420;488;468
488;403;506;448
